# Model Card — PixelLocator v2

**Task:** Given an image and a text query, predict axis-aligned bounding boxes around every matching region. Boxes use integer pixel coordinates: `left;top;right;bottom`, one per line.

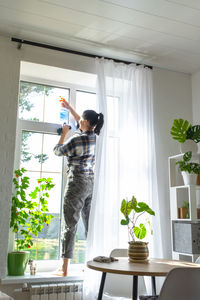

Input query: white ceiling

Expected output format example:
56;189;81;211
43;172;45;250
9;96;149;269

1;0;200;73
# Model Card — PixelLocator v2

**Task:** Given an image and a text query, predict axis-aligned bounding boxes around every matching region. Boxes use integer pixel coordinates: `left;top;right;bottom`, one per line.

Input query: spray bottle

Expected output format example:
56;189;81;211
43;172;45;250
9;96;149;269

59;96;69;122
57;96;71;135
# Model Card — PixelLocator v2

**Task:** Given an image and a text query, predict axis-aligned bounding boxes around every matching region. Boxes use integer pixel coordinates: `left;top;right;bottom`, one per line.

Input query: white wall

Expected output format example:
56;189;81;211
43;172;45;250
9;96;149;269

0;36;192;287
153;68;192;258
0;37;21;279
192;71;200;125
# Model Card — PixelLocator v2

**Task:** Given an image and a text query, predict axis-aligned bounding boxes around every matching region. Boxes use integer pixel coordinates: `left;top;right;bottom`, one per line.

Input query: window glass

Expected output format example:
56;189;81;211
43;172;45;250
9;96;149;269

16;81;119;265
19;81;69;123
17;85;98;264
44;87;69;124
18;131;62;260
76;91;97;116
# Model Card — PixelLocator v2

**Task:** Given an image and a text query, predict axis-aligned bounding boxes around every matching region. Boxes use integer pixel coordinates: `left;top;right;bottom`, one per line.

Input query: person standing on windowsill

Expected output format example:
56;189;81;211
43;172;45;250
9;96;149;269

53;99;104;276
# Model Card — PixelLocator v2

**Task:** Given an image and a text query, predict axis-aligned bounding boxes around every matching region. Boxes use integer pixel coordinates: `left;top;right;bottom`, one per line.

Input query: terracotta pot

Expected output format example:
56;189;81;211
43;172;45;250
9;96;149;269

178;207;189;219
128;241;149;263
196;174;200;186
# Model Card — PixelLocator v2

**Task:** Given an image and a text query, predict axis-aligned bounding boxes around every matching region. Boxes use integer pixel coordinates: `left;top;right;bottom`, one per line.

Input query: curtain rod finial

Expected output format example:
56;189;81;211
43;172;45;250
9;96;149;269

17;41;23;50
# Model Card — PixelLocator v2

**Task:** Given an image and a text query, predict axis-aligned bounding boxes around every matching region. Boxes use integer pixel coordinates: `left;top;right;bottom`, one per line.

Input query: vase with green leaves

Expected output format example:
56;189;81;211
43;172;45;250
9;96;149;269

120;195;155;262
170;118;200;153
8;168;55;276
176;151;200;185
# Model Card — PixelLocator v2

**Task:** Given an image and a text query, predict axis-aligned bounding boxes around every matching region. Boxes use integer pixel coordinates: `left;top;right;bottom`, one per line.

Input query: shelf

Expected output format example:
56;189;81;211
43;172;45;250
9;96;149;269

169;153;200;261
172;218;200;222
168;153;200;187
172;252;200;263
169;153;200;160
171;185;200;189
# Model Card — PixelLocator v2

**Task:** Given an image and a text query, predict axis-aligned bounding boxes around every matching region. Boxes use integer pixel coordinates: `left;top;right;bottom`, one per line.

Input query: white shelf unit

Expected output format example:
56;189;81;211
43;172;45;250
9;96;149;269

168;153;200;262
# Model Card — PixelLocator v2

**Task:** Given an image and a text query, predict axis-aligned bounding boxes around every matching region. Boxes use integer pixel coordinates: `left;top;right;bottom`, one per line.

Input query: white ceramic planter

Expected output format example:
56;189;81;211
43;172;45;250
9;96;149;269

182;171;198;185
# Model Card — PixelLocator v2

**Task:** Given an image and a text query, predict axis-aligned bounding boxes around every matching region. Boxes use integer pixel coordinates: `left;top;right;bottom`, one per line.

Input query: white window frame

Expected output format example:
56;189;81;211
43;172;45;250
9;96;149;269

14;76;97;272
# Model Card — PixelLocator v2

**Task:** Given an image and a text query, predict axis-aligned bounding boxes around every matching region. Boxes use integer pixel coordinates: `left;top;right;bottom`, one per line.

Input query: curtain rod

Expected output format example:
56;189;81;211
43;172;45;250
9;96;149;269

11;37;153;69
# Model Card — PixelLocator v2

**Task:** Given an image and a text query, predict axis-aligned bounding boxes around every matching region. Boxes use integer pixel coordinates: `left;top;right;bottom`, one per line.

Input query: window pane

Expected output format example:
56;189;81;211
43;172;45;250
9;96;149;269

19;82;44;121
19;81;69;123
76;91;97;116
19;132;63;260
21;132;62;173
44;87;69;124
20;131;42;171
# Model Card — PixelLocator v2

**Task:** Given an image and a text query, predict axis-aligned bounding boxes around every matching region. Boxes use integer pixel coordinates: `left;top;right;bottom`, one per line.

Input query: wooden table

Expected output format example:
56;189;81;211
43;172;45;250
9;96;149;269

87;258;199;300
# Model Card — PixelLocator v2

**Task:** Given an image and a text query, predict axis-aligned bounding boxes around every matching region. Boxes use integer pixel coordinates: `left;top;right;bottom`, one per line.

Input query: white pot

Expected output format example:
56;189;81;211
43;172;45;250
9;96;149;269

180;140;198;154
182;171;198;185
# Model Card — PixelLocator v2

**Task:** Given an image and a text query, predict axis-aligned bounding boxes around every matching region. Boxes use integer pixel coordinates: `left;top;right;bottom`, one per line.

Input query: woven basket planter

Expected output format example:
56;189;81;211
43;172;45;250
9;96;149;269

128;241;149;263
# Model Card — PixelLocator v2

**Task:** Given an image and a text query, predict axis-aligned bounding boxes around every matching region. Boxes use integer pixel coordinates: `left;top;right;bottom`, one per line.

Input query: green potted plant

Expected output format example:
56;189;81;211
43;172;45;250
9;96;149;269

8;168;55;276
170;118;200;153
120;195;155;262
176;151;200;185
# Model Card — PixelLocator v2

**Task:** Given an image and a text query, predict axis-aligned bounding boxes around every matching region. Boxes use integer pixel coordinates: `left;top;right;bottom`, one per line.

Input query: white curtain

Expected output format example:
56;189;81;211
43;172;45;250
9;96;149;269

83;58;162;299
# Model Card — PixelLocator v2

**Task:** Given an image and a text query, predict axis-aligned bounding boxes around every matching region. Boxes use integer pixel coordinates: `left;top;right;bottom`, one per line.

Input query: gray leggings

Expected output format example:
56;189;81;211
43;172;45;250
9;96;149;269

61;170;94;258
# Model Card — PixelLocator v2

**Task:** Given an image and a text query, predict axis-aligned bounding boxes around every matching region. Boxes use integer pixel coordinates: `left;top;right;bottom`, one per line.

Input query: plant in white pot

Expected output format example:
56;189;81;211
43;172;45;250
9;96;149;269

120;195;155;263
176;151;200;186
170;118;200;153
8;168;55;276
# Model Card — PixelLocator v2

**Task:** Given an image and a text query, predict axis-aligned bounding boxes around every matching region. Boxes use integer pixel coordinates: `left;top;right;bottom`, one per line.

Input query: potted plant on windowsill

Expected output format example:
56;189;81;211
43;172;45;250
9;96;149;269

176;151;200;186
120;195;155;263
8;168;55;276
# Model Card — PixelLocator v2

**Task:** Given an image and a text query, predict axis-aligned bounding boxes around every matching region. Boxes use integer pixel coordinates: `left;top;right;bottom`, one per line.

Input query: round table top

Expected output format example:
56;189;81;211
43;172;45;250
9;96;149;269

87;258;200;277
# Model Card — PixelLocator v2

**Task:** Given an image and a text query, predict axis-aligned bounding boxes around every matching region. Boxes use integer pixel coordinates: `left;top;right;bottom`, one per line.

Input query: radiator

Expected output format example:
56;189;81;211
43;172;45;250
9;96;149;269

30;282;82;300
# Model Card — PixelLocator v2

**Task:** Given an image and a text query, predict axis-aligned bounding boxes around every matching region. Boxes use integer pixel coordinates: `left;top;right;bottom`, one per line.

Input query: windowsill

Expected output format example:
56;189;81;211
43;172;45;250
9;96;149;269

1;271;84;285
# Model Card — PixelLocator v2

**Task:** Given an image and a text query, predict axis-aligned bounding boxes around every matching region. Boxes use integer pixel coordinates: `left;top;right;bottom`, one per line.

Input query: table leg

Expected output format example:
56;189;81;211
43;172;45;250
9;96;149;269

97;272;107;300
132;275;138;300
151;276;156;295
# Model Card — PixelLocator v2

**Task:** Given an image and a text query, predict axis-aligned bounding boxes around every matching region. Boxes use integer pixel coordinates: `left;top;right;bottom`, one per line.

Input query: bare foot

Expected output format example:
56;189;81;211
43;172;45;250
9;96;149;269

53;258;69;277
53;268;68;277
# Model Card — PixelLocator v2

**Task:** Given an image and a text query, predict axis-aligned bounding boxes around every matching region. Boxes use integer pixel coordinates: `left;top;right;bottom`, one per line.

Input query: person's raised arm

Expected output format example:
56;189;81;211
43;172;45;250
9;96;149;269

57;124;70;145
61;99;80;122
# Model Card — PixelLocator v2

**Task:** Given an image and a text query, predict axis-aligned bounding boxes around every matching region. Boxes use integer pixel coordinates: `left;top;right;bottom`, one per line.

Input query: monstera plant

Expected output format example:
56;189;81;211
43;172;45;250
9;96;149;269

170;118;200;144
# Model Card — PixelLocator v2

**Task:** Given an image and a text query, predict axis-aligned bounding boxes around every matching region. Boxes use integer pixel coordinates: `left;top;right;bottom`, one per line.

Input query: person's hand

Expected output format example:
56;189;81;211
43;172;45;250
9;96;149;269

61;123;70;136
61;99;70;110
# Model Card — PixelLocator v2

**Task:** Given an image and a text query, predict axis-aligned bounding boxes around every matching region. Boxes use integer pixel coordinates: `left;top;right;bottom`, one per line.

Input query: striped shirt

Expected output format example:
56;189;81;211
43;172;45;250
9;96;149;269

53;130;96;175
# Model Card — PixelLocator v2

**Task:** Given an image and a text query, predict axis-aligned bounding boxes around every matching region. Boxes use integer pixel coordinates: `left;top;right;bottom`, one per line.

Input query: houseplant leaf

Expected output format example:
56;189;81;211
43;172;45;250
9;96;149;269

187;125;200;143
120;216;130;225
183;151;192;162
120;199;132;217
134;224;147;240
170;119;192;143
136;202;155;215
